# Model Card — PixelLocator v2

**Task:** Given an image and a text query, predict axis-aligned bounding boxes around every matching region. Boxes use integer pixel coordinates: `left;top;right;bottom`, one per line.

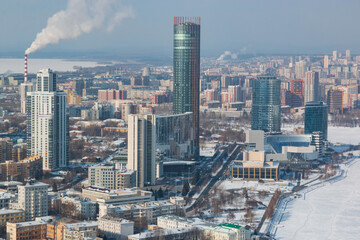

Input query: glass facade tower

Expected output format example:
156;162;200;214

251;75;281;134
305;101;328;139
173;17;200;159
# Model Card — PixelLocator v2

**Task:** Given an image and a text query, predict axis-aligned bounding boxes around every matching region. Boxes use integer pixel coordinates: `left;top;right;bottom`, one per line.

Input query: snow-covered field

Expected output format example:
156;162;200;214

275;158;360;240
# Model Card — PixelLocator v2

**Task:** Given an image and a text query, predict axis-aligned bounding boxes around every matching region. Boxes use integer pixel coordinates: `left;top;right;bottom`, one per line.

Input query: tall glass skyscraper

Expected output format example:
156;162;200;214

251;75;281;134
173;17;200;159
305;101;328;139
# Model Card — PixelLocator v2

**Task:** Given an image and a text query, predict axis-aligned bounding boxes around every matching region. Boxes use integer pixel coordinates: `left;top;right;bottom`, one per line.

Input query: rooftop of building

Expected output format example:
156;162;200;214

157;215;194;223
65;221;98;229
99;216;132;223
12;220;46;228
218;223;243;229
21;182;49;188
0;209;23;215
128;227;195;239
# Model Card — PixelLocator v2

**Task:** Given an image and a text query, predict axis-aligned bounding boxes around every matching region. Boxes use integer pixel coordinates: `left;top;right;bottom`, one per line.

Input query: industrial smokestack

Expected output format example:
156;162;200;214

25;0;135;55
24;54;28;82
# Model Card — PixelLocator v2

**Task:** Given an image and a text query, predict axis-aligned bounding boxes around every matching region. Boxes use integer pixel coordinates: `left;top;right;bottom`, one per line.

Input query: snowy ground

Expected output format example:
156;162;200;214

191;180;293;228
274;158;360;240
327;127;360;145
282;125;360;145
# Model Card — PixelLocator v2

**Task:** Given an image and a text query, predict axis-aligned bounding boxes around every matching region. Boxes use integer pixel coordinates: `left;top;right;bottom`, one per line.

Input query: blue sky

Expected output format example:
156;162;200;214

0;0;359;59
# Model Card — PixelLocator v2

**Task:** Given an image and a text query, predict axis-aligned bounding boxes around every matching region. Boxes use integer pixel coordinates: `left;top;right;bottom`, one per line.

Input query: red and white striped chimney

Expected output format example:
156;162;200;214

24;54;28;82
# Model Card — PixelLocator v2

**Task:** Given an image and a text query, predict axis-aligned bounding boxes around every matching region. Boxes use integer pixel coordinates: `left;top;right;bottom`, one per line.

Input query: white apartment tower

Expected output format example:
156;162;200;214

304;71;319;104
20;82;34;114
18;182;48;221
127;114;156;187
295;60;306;79
27;69;68;170
332;50;337;61
323;55;329;69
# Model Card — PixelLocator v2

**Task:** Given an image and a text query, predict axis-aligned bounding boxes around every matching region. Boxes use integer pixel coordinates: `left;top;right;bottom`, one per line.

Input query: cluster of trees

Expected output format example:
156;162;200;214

331;110;360;127
82;125;102;136
263;189;281;219
148;187;164;200
49;200;82;219
321;164;338;180
182;181;190;196
0;114;26;132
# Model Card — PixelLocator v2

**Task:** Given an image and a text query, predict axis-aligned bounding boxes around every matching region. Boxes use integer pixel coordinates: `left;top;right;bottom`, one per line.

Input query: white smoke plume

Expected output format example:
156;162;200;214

25;0;135;55
217;51;238;61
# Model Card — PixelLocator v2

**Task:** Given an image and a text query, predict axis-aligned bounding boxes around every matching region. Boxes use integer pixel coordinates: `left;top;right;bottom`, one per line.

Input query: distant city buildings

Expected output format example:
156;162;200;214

98;89;127;101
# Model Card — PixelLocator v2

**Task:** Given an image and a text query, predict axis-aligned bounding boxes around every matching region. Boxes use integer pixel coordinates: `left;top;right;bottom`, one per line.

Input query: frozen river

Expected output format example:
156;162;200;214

0;58;114;74
275;158;360;240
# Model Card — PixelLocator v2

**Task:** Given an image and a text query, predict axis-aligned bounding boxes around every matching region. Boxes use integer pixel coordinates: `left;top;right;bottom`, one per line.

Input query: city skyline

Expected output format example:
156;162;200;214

1;0;360;59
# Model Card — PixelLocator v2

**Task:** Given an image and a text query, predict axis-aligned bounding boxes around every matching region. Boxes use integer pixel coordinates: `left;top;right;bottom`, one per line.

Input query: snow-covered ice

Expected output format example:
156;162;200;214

275;158;360;240
328;127;360;145
0;58;114;74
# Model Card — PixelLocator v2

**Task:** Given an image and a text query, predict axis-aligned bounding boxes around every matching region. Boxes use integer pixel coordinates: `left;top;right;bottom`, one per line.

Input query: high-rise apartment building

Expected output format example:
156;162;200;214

18;182;48;221
333;50;337;61
327;88;343;114
19;82;34;114
289;79;304;107
27;69;68;171
0;138;13;163
346;49;351;60
173;17;200;160
127;114;156;187
228;85;246;103
251;75;281;134
324;55;329;69
304;71;319;104
305;101;328;140
295;60;306;79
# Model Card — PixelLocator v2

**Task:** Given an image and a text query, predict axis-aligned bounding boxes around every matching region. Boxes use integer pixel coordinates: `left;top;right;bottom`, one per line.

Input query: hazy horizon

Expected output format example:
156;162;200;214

1;0;360;59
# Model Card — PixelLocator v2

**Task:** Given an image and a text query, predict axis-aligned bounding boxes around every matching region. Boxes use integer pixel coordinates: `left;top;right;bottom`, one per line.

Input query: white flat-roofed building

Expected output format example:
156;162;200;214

63;221;98;240
157;215;194;229
88;164;136;190
98;216;134;240
99;200;182;224
82;186;152;205
18;181;48;221
56;196;97;220
0;191;11;208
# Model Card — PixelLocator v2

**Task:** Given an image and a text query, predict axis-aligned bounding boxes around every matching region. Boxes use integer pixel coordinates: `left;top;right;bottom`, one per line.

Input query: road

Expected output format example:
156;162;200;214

186;144;240;213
